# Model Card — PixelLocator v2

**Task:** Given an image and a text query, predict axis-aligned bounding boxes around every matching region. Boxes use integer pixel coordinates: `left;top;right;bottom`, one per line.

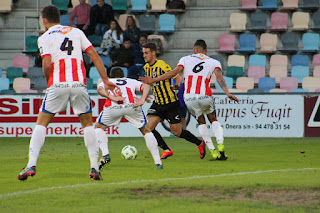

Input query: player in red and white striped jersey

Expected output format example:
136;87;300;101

18;5;120;181
95;67;163;170
140;40;239;161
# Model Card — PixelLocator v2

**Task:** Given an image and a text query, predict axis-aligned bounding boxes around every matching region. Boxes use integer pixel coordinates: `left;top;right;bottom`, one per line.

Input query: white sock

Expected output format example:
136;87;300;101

198;124;215;150
27;125;47;168
212;121;224;144
84;126;99;171
144;132;162;165
95;128;109;156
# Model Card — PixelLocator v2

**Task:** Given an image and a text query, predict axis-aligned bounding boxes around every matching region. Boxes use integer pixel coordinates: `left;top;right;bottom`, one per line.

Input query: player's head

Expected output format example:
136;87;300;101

41;5;60;30
142;42;157;64
193;39;207;54
110;67;124;78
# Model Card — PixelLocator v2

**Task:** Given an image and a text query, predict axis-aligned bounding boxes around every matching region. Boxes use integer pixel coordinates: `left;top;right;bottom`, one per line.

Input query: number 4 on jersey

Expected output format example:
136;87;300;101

60;38;74;55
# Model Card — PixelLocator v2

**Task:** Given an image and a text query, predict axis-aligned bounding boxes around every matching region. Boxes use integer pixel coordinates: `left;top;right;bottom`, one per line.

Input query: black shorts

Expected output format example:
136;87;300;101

147;101;181;124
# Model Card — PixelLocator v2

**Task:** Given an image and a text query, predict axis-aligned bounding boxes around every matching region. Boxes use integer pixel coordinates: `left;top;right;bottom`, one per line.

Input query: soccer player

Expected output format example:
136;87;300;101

140;42;206;160
140;40;239;160
17;5;120;181
94;67;163;169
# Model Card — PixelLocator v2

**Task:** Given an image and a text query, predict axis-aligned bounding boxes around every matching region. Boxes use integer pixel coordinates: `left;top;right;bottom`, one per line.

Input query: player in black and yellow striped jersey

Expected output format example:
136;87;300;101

141;43;206;160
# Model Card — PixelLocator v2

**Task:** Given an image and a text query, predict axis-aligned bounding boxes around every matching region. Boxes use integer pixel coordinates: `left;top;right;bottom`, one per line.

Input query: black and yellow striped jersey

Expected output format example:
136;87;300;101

143;60;178;105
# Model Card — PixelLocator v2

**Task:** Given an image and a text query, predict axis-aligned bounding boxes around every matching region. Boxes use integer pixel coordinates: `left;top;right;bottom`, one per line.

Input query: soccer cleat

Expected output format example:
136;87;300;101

89;168;103;180
98;154;111;170
17;166;36;181
155;164;163;169
160;149;173;159
197;140;206;159
210;149;221;160
217;143;228;160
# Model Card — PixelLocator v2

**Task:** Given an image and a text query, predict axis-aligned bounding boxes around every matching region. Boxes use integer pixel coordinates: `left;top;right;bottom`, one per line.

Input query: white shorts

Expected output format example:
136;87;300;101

96;103;147;128
40;82;91;115
184;94;215;119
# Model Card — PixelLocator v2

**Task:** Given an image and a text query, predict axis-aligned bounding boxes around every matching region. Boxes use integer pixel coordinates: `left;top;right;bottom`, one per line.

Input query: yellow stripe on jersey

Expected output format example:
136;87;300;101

144;60;178;105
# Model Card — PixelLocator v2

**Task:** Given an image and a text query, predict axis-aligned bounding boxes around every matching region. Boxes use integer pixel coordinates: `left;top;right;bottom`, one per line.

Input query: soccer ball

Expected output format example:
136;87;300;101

121;145;138;160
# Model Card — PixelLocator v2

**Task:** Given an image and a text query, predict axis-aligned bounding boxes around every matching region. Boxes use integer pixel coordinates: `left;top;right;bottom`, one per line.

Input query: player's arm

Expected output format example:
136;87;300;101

97;85;125;102
134;84;151;107
173;74;182;90
42;55;52;82
214;68;239;102
139;65;183;84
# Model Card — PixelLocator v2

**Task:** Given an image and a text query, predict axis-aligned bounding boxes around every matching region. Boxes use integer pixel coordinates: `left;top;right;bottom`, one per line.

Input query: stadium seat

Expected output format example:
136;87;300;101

129;0;147;12
71;0;80;8
247;66;266;83
21;89;38;93
12;55;30;73
52;0;69;12
86;78;94;90
119;14;137;31
270;55;288;68
13;77;31;93
25;35;39;53
6;67;23;84
300;0;319;10
258;33;277;53
291;54;309;67
60;14;70;26
315;88;320;92
291;66;309;83
157;14;175;33
291;88;309;92
270;12;288;31
237;33;256;53
302;77;320;92
311;11;320;30
260;0;278;10
139;14;155;33
247;88;264;93
215;76;233;92
269;66;288;84
120;67;128;77
292;12;309;31
149;0;167;12
0;0;12;13
210;54;225;68
312;54;320;67
280;0;299;10
269;88;287;93
280;77;298;91
258;77;276;92
229;13;247;32
34;77;48;91
217;34;236;54
0;78;10;91
226;66;244;83
236;77;254;92
279;32;299;53
248;54;266;67
0;67;2;77
313;66;320;77
301;33;319;53
100;55;111;68
89;67;107;85
147;34;165;55
88;35;103;47
27;67;44;85
239;0;257;11
249;12;268;31
227;55;245;68
111;0;128;11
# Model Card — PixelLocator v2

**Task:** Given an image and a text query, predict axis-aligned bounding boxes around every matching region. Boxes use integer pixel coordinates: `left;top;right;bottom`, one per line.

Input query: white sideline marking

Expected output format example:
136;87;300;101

1;168;319;199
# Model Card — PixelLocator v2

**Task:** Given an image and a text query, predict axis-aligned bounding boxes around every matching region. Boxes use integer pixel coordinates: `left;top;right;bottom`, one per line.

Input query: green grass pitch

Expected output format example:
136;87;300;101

0;137;320;212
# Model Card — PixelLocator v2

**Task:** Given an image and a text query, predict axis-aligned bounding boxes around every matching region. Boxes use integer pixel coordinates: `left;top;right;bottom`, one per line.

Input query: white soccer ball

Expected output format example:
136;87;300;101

121;145;138;160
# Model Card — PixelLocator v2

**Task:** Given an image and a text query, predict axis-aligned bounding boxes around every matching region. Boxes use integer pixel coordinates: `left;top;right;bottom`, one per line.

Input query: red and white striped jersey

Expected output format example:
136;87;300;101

98;78;144;107
177;53;222;96
38;25;93;87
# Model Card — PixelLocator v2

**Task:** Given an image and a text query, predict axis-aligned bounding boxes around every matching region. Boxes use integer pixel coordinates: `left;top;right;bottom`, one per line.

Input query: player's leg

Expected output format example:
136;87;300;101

94;122;111;170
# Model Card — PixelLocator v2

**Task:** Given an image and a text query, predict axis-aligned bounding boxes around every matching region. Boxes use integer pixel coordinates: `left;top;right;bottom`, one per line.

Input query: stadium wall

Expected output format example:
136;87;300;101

0;94;319;138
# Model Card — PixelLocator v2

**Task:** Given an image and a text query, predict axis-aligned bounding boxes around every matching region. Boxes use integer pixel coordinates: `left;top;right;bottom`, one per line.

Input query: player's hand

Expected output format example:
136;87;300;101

108;94;126;102
139;75;154;84
172;84;179;90
145;95;152;103
133;97;145;107
104;81;122;96
228;94;239;102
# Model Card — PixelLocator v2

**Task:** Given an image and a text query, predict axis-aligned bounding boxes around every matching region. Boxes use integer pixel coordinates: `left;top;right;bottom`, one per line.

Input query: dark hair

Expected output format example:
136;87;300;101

110;67;124;78
109;19;123;40
123;37;131;43
140;34;148;40
142;42;157;52
194;39;207;50
41;5;60;24
126;16;137;29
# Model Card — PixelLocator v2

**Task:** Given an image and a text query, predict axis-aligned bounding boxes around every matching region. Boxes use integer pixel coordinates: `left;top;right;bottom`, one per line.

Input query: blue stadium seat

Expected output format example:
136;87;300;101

139;14;156;33
248;54;266;67
25;35;39;53
52;0;69;12
0;78;10;91
291;66;309;83
34;77;48;92
129;0;147;12
291;88;309;92
157;14;175;33
311;11;320;30
301;33;320;53
215;76;233;92
86;78;94;90
89;67;102;85
237;33;256;53
6;67;23;84
258;77;276;92
88;35;103;47
291;55;309;67
100;55;111;68
300;0;319;10
260;0;278;10
60;14;70;26
111;0;127;11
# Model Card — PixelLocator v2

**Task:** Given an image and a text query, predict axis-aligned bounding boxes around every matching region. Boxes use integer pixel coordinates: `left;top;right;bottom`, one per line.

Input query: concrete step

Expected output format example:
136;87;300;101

0;30;39;50
188;0;241;7
16;0;51;9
